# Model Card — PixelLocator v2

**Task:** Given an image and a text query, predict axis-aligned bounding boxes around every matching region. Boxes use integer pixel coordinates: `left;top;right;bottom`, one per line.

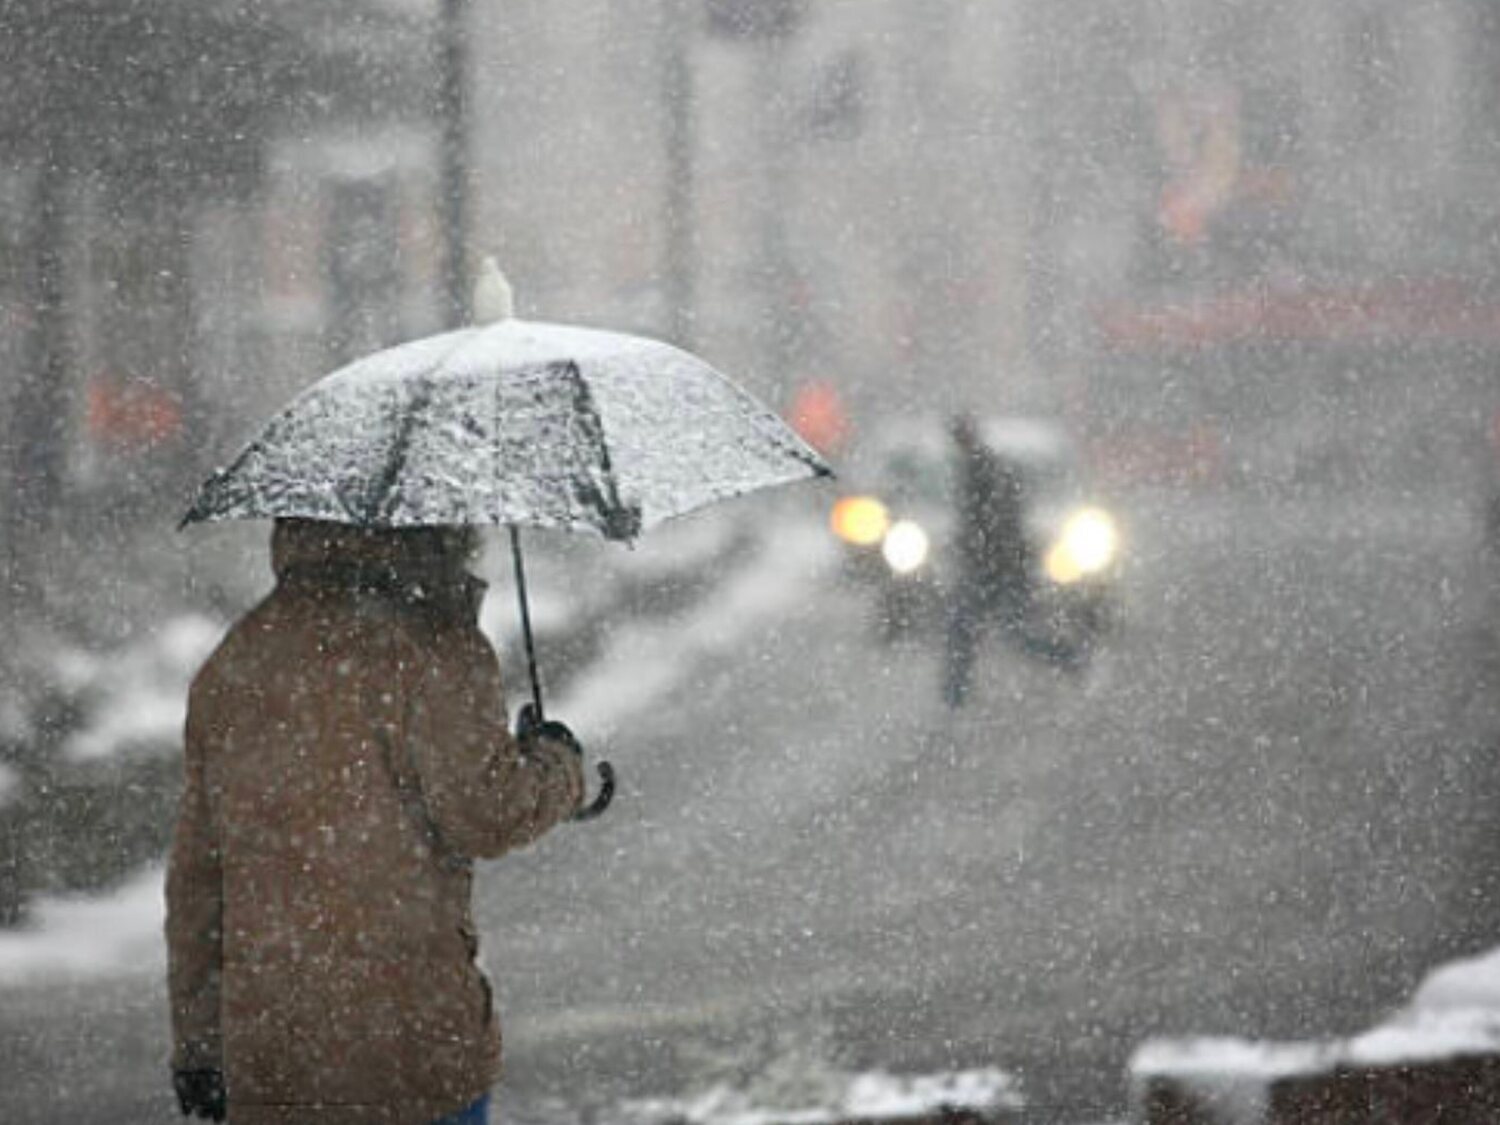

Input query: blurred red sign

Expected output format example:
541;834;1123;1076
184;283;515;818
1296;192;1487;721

786;380;851;457
86;375;183;450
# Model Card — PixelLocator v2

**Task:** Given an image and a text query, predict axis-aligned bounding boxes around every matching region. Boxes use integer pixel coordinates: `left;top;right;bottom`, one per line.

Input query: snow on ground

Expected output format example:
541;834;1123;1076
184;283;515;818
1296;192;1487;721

1129;943;1500;1123
0;615;224;982
61;614;225;762
0;512;831;987
553;514;832;737
1342;944;1500;1067
479;506;755;654
1408;942;1500;1014
0;865;166;985
625;1067;1023;1125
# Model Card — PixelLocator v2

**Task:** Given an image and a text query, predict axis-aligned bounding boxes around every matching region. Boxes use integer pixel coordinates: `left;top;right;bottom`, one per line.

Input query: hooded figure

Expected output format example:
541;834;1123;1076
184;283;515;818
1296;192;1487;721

166;519;585;1124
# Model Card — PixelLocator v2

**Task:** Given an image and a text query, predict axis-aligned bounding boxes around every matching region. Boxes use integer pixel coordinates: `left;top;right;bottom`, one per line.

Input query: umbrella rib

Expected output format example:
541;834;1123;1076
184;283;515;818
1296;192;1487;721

712;369;834;477
182;328;484;527
560;361;641;540
368;378;437;525
178;422;283;528
360;330;484;524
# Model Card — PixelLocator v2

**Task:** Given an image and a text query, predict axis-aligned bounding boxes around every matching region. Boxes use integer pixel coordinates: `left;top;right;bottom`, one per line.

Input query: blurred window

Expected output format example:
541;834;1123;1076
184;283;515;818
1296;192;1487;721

326;178;401;366
705;0;804;40
806;51;868;142
1349;11;1402;145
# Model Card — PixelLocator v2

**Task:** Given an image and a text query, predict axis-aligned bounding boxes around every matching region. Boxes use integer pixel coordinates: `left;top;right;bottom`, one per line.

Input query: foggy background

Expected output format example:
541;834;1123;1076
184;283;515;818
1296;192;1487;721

4;1;1500;1122
5;0;1499;617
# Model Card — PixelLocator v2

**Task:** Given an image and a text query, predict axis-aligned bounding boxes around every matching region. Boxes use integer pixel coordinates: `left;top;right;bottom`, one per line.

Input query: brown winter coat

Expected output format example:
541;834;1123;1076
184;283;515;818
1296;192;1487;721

166;521;584;1124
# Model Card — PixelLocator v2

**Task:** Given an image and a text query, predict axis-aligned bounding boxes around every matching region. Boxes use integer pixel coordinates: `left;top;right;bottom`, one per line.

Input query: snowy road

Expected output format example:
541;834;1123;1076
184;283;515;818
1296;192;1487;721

2;489;1499;1123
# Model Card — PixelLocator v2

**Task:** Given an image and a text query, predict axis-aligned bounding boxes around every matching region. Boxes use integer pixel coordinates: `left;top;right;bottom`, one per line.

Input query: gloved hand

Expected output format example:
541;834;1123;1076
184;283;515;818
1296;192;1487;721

173;1068;226;1122
516;703;583;756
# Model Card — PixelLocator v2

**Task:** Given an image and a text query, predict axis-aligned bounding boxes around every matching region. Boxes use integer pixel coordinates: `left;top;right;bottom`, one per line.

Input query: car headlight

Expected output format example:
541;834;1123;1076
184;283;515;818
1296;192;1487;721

1044;506;1119;585
882;519;931;574
831;495;891;547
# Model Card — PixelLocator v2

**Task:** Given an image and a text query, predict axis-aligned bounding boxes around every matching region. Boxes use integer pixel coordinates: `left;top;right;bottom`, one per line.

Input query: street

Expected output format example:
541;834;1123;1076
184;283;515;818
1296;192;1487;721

2;488;1499;1123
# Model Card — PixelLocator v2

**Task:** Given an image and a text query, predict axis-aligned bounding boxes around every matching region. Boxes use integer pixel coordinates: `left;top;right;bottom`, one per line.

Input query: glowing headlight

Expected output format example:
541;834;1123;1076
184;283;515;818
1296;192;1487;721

1044;507;1119;585
831;496;890;546
882;520;931;574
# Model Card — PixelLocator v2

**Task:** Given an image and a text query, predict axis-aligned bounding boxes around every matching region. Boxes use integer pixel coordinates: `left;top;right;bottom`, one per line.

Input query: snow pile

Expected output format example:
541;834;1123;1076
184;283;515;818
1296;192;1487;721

557;517;833;736
1130;1037;1331;1082
478;506;752;654
1408;944;1500;1015
1129;1038;1331;1124
59;615;224;762
606;508;749;583
842;1070;1024;1120
1346;944;1500;1067
1129;945;1500;1122
626;1068;1023;1125
0;865;165;984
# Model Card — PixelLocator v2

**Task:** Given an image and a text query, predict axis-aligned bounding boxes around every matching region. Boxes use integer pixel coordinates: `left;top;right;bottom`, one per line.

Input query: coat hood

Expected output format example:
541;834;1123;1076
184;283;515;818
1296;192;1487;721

270;519;485;622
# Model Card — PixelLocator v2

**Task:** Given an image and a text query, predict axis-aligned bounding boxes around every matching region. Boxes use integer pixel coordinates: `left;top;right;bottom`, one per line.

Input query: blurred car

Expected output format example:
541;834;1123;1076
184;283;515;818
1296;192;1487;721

829;415;1124;658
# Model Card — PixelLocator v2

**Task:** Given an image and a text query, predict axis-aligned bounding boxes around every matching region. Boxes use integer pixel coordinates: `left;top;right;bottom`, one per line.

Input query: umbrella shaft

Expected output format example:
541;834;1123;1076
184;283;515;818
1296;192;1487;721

509;526;545;722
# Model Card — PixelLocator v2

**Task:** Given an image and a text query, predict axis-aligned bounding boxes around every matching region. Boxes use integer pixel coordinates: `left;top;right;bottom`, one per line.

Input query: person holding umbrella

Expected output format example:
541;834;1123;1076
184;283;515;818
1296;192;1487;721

170;261;830;1121
166;518;586;1124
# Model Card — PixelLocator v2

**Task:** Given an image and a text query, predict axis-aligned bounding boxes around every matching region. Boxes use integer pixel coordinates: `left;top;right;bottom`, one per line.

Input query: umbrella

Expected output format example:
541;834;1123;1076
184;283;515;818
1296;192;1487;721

183;260;833;819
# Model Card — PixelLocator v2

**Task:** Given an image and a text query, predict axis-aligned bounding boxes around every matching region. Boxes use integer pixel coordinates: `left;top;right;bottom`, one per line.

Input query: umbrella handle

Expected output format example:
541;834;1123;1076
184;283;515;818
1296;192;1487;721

572;760;616;822
510;526;613;823
508;526;546;721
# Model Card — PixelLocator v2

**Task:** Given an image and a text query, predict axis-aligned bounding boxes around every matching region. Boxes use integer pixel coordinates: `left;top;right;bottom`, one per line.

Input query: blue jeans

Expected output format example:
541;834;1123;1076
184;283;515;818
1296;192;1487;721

432;1093;490;1125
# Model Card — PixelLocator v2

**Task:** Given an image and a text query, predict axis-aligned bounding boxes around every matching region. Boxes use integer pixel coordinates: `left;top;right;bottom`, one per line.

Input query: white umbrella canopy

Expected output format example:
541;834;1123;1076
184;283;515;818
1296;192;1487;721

181;299;830;537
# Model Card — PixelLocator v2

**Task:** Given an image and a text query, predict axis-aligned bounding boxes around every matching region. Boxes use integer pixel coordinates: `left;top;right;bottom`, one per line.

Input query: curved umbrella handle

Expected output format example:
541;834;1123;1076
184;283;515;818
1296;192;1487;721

572;760;615;822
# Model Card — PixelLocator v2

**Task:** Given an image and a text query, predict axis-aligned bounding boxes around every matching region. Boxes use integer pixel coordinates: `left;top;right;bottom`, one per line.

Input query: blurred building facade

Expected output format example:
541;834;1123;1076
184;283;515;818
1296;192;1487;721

0;0;444;628
1016;0;1500;491
5;0;1500;631
1020;0;1500;337
470;0;1500;469
470;0;1034;432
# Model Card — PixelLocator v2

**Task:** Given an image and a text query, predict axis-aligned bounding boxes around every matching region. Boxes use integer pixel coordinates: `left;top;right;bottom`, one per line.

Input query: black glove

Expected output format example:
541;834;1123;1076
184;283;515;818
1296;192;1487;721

173;1069;226;1122
516;703;582;756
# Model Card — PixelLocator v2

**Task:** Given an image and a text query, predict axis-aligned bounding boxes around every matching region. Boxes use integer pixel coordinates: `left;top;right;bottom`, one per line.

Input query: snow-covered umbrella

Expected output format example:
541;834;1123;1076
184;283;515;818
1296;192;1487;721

182;261;833;818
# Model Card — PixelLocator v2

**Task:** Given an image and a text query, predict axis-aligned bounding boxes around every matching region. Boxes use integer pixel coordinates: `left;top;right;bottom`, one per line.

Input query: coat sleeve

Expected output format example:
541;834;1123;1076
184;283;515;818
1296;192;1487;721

403;623;584;859
164;676;225;1071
